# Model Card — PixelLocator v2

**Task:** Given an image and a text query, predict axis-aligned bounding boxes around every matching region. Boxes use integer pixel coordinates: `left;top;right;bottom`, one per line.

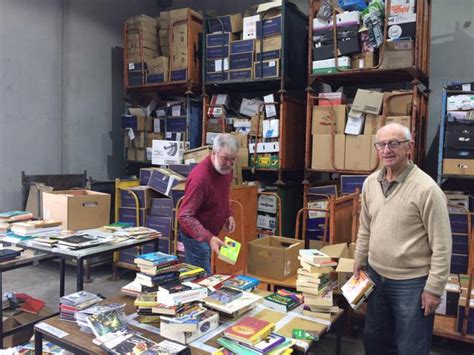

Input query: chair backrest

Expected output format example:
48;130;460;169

21;171;87;210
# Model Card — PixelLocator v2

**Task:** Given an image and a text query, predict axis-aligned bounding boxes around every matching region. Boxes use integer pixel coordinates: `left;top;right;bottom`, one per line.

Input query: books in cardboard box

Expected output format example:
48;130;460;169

341;270;375;310
224;316;275;346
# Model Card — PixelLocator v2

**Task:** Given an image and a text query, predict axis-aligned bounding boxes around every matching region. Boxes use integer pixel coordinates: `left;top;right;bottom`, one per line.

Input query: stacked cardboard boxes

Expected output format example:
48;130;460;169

126;15;158;86
122;107;154;162
311;88;412;171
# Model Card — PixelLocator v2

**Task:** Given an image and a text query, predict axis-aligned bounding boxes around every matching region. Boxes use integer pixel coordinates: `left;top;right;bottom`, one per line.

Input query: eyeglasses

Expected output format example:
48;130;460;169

373;140;409;151
215;152;236;165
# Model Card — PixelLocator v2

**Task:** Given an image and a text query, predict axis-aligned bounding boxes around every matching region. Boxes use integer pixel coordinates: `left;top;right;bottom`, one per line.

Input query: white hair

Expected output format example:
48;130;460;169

212;133;239;154
376;123;412;141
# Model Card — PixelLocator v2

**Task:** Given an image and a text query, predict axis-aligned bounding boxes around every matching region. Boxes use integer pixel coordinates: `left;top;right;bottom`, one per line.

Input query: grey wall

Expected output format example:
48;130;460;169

0;0;157;211
0;0;473;211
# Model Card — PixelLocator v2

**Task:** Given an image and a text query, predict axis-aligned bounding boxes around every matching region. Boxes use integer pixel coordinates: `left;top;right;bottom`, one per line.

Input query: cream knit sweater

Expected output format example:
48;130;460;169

354;165;452;296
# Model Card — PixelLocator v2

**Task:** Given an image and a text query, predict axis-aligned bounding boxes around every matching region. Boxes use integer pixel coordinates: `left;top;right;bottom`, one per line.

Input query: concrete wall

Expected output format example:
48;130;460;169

0;0;157;211
0;0;473;211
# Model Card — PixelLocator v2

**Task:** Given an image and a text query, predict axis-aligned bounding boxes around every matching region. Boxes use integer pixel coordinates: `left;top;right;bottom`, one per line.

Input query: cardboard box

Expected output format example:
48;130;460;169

243;14;260;39
312;57;351;74
230;39;255;54
351;51;377;69
140;168;154;185
147;168;186;197
388;13;416;40
3;307;54;347
385;116;411;129
254;60;280;78
208;13;243;34
345;135;379;171
229;52;253;70
311;134;345;170
256;16;282;38
119;207;147;226
249;154;280;169
151;140;187;165
312;105;347;135
240;98;264;118
380;40;414;69
255;34;282;53
231;132;249;148
247;236;304;280
352;89;384;115
318;92;346;106
158;11;170;29
229;68;253;80
364;114;383;135
145;215;172;238
122;111;152;131
150;198;173;217
238;148;249;168
120;186;158;209
389;0;416;15
183;146;212;164
147;56;168;75
42;190;111;230
345;110;365;135
206;32;237;47
383;92;413;116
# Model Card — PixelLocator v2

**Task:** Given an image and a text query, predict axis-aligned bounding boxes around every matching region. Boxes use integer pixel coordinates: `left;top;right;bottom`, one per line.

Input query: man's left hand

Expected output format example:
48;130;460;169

421;291;441;316
225;216;236;233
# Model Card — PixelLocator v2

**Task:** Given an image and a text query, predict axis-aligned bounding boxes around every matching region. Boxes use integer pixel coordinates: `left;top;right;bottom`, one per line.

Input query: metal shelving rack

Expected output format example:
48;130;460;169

200;0;308;183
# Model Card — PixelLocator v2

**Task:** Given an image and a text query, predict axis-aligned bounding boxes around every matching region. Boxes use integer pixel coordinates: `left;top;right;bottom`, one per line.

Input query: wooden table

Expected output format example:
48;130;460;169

246;272;297;292
433;314;474;344
34;292;344;355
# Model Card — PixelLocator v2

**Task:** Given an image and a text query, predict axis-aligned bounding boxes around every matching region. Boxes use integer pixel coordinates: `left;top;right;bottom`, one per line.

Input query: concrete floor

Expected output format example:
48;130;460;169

4;261;473;354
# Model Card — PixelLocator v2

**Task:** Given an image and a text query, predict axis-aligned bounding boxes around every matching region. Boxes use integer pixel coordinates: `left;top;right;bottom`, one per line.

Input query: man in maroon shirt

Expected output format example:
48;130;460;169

178;134;239;274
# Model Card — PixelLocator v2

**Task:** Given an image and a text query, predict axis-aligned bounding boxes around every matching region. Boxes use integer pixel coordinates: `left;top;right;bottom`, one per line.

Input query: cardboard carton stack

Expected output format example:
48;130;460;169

122;107;154;162
126;15;159;86
311;88;413;171
311;1;417;73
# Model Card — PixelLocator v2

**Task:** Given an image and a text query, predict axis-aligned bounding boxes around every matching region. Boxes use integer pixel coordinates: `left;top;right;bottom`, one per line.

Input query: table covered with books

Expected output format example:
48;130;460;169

3;226;160;292
32;251;346;355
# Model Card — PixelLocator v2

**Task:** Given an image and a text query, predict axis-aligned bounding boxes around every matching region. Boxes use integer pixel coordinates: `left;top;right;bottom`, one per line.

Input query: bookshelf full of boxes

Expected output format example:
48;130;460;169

125;8;202;88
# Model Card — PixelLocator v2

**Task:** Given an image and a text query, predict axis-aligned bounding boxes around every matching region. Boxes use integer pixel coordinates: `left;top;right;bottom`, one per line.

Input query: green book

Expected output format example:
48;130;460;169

218;236;241;265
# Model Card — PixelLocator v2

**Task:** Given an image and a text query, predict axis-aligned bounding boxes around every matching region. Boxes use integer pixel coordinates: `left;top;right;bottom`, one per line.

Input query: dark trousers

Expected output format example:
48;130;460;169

179;230;211;274
364;265;434;355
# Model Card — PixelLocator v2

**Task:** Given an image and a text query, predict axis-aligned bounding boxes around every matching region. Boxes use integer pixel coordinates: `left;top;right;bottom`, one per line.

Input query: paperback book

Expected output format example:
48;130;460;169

134;251;177;267
341;270;375;310
207;287;243;305
222;275;260;291
218;236;241;265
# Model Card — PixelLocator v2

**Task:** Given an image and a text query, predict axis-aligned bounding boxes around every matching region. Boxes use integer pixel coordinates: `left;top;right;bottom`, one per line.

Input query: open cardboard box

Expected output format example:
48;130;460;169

247;236;304;280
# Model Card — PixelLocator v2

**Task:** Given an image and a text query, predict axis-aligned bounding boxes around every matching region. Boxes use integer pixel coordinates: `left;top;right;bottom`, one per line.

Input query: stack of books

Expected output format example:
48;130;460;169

156;281;219;344
341;270;375;310
59;291;103;322
217;316;295;353
113;226;161;239
10;220;62;236
0;211;33;224
0;247;22;263
263;289;304;312
297;249;339;318
56;234;110;250
204;290;262;322
193;274;260;292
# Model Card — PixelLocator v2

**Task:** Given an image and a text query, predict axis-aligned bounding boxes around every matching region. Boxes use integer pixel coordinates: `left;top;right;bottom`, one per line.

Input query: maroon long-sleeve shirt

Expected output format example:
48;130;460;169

178;156;233;243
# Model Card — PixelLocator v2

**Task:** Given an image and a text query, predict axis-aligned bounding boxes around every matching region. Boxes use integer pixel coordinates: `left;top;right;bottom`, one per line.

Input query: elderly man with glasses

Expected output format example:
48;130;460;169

178;133;239;274
353;123;451;355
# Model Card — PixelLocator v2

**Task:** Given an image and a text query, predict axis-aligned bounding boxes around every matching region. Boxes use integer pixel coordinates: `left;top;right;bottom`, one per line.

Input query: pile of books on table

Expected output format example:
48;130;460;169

10;220;62;236
59;291;103;322
297;249;340;318
113;226;161;240
0;247;23;263
121;252;206;297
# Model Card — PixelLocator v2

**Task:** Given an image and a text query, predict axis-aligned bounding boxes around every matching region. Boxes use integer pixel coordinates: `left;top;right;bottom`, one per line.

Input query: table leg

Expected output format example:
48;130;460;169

60;257;65;297
34;329;43;355
335;313;343;355
76;258;84;291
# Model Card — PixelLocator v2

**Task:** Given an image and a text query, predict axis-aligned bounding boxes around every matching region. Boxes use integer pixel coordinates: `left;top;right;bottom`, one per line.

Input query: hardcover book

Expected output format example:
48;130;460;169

218;236;241;265
87;309;127;338
224;316;275;346
135;270;180;287
263;293;299;312
134;293;159;308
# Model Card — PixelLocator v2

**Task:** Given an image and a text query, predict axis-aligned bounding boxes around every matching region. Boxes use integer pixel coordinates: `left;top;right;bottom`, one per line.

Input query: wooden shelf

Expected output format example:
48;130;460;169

126;80;201;95
433;315;474;343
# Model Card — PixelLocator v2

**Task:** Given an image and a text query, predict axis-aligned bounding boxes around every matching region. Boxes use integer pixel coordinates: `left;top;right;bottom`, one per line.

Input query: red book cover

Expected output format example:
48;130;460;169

224;316;273;345
20;297;45;314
